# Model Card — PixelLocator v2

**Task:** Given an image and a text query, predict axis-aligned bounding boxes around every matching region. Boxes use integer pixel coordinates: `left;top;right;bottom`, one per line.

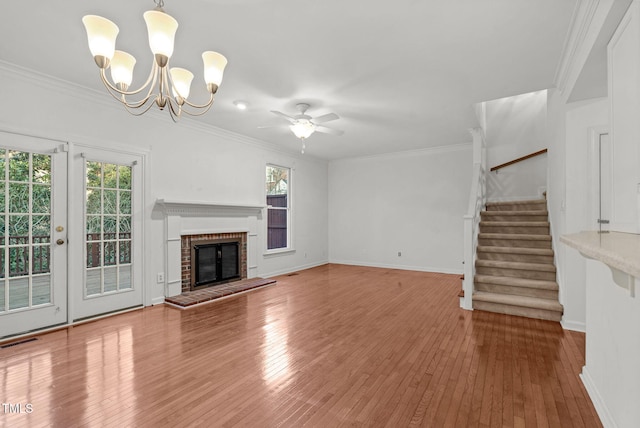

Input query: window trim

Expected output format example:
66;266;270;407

265;163;293;254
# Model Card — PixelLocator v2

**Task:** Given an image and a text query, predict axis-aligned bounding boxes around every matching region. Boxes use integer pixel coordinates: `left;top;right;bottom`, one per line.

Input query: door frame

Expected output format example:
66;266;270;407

587;127;611;233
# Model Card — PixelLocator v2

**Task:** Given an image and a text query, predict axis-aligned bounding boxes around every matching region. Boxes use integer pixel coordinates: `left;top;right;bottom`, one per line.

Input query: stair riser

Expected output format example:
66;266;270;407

478;238;552;249
473;301;562;322
481;214;548;222
480;225;550;235
475;266;556;281
477;252;554;264
486;203;547;212
475;283;558;299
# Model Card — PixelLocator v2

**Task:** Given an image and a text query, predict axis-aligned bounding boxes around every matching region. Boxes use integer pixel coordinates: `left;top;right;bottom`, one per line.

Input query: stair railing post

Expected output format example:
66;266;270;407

461;128;487;310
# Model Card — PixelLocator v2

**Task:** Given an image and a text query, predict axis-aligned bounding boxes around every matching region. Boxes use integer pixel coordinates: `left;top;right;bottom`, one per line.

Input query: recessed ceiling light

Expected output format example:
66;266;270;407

233;100;249;110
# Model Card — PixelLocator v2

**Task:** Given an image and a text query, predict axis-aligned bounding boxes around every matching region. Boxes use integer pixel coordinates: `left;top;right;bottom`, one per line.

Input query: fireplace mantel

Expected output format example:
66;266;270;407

155;199;265;217
156;198;263;298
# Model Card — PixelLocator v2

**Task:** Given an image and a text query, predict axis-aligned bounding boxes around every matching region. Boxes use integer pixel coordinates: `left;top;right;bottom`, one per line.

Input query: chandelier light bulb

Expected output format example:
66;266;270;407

202;51;228;87
170;67;194;100
110;50;136;87
144;10;178;60
82;15;119;66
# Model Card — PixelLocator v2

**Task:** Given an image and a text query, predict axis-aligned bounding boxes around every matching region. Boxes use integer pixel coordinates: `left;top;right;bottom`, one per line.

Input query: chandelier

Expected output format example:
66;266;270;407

82;0;228;121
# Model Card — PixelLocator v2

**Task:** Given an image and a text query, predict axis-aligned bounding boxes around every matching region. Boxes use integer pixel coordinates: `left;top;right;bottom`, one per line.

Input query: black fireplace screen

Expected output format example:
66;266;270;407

193;241;239;287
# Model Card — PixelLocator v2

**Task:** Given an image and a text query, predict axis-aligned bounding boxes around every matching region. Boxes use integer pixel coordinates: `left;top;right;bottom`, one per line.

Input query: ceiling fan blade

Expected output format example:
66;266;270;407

312;113;339;124
270;110;297;123
315;125;344;136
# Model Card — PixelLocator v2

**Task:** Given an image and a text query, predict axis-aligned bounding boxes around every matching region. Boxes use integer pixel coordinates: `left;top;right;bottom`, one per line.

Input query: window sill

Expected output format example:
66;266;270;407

263;248;296;257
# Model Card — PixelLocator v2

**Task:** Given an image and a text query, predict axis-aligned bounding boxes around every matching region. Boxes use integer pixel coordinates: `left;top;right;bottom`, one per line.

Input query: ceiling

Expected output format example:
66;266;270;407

1;0;577;160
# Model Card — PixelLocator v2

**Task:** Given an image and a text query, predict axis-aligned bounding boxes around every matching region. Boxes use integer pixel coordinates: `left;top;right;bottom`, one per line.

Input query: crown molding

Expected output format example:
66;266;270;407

554;0;604;101
329;141;473;164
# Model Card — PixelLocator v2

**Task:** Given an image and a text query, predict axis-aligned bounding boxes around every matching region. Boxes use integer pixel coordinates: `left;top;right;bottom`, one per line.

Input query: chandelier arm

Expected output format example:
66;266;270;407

123;99;157;116
98;63;158;97
181;92;215;110
166;97;182;122
100;78;155;110
178;100;216;117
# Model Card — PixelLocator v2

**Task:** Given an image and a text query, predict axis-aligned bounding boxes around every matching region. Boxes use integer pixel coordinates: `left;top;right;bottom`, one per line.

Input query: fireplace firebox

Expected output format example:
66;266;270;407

191;239;240;289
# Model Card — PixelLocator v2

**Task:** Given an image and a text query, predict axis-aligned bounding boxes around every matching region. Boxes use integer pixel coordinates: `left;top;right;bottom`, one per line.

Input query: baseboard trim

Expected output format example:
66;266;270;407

580;366;616;428
327;259;463;275
151;296;165;306
560;319;586;332
261;260;329;278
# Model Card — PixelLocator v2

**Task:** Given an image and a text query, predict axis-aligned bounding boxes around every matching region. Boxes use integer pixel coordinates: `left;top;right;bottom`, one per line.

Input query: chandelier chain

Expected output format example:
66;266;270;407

154;0;165;9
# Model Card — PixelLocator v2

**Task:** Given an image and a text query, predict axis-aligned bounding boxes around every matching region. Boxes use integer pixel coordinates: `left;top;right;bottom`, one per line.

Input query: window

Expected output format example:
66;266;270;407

266;165;290;250
85;161;132;296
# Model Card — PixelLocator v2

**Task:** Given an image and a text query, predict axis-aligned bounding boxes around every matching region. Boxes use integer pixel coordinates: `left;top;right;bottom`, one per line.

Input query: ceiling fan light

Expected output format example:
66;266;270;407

110;50;136;86
202;51;228;86
82;15;119;63
169;67;194;99
143;10;178;59
290;121;316;139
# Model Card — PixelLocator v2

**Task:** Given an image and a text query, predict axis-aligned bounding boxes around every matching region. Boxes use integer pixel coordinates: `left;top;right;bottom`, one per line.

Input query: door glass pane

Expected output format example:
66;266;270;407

104;267;117;292
8;151;29;181
119;265;131;289
86;269;101;296
32;154;51;184
33;215;51;243
84;161;134;296
0;149;53;311
9;277;29;310
32;184;51;213
9;183;29;213
32;274;51;305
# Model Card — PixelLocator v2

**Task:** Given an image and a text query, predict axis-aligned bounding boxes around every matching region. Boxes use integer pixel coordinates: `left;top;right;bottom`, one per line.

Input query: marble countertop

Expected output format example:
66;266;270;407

561;231;640;279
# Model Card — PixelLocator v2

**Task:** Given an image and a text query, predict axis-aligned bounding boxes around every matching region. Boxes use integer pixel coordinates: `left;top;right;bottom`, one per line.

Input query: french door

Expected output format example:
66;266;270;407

71;146;143;320
0;132;67;338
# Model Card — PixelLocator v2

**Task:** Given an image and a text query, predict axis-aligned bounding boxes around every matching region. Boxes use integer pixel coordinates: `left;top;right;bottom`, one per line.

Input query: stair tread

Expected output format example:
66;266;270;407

479;233;551;241
476;259;556;272
474;274;558;290
486;199;546;206
482;210;548;216
480;221;550;227
473;291;563;312
477;246;553;255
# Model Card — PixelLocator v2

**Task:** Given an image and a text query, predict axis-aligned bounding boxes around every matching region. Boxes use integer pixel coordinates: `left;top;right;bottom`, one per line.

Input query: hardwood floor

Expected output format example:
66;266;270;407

0;264;601;427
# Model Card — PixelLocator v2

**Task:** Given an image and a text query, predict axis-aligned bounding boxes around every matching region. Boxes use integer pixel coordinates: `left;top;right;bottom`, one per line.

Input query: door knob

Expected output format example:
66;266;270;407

56;239;65;245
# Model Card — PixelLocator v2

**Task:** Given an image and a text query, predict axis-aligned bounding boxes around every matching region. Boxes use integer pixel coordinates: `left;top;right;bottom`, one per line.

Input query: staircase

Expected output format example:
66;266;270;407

472;199;563;322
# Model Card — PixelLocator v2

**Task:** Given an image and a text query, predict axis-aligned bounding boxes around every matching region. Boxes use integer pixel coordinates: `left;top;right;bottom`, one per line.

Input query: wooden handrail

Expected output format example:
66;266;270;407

490;148;547;172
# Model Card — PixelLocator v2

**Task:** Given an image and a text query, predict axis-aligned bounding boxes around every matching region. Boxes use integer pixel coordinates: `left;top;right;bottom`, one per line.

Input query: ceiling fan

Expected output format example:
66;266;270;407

263;103;344;153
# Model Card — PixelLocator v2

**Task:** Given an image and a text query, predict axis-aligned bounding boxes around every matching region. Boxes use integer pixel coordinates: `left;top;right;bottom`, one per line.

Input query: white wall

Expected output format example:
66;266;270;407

328;144;473;274
581;260;640;428
563;98;608;331
484;90;548;201
0;64;329;309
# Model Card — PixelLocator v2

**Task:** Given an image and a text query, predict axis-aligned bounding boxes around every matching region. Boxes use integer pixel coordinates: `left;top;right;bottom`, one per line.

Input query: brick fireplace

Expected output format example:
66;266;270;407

156;199;264;298
181;232;248;292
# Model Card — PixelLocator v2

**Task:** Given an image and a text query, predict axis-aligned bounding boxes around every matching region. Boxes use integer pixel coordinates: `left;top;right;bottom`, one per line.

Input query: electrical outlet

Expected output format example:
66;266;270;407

157;272;165;283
